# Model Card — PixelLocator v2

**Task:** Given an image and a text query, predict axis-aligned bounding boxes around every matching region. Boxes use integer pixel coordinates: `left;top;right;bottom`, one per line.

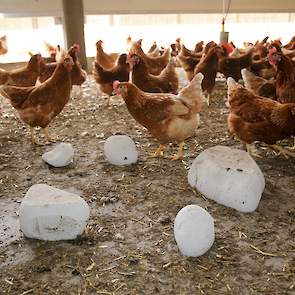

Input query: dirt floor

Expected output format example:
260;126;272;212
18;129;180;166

0;69;294;295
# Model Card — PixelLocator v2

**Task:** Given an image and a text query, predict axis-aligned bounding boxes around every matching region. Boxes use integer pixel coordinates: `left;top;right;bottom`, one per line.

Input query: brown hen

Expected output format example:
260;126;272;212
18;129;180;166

194;45;224;105
113;73;204;160
0;35;8;57
0;56;74;144
93;53;129;103
241;69;276;99
227;78;295;158
268;48;295;103
0;54;42;87
128;54;178;94
218;47;255;81
129;41;170;75
95;40;119;70
39;45;86;86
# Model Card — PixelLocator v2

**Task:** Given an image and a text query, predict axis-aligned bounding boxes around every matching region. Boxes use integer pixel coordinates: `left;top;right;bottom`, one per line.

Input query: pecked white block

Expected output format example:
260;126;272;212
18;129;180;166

174;204;215;257
188;146;265;213
104;135;138;165
19;184;90;241
42;143;74;167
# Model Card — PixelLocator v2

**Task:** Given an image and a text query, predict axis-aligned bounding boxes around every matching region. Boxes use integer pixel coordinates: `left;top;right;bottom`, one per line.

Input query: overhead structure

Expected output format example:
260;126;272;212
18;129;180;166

62;0;87;70
0;0;295;16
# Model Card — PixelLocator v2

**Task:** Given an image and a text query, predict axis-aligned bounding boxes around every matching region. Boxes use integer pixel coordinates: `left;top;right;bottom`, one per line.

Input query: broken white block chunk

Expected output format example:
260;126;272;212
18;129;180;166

188;146;265;213
42;143;74;167
19;184;90;241
104;135;138;165
174;204;215;257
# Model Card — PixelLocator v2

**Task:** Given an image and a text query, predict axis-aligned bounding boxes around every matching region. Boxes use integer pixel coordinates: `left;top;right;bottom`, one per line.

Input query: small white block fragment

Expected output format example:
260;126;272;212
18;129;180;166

19;184;90;241
104;135;138;165
42;143;74;167
188;146;265;213
174;205;215;257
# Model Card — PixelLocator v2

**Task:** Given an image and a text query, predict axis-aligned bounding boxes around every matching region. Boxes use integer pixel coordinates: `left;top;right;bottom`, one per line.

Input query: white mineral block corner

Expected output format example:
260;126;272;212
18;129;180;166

104;135;138;165
188;146;265;213
42;143;74;167
19;184;90;241
174;204;215;257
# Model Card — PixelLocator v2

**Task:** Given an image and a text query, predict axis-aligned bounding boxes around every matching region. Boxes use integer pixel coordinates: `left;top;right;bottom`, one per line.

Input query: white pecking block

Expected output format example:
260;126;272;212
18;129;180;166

174;205;215;257
188;146;265;213
19;184;90;241
104;135;138;165
42;143;74;167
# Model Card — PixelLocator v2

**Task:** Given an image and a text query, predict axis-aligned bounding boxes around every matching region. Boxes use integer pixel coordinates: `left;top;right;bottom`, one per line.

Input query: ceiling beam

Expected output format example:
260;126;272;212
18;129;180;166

0;0;295;17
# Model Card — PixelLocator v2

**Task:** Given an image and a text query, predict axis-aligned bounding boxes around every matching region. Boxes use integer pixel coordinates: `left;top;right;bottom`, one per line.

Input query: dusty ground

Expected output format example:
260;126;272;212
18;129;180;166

0;70;294;295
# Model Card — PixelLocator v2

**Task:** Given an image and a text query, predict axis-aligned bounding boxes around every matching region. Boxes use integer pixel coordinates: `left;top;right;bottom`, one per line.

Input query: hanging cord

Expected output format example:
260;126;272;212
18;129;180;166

221;0;232;31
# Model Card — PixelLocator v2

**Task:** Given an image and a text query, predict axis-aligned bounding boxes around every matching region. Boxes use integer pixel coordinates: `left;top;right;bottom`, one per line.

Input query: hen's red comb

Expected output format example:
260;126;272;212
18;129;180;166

269;46;277;53
113;80;120;90
73;44;80;52
127;52;135;58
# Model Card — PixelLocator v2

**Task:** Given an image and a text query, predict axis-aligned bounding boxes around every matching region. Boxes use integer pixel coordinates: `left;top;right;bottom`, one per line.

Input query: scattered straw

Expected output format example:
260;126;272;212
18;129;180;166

249;244;283;257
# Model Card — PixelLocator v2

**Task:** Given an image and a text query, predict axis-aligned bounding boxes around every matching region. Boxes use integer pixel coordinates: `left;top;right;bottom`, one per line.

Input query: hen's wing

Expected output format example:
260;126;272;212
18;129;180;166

270;104;295;131
142;94;190;122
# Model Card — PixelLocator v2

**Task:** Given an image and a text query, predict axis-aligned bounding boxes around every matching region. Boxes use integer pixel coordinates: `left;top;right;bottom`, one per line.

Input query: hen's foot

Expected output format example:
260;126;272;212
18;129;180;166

170;154;184;161
43;128;58;143
245;143;262;158
268;144;295;159
170;142;185;161
204;93;210;106
151;144;166;158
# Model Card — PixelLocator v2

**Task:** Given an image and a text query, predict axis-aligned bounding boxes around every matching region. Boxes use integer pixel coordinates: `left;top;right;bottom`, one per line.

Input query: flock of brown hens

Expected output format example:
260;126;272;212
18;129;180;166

1;34;295;159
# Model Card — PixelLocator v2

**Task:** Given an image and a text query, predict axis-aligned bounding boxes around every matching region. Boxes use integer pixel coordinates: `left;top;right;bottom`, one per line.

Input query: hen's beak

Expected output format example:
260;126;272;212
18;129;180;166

112;88;121;96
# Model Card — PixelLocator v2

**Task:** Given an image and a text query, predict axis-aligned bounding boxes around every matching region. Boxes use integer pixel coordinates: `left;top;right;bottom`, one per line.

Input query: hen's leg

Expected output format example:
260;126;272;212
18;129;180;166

29;126;39;145
106;96;111;106
152;144;166;157
268;144;295;159
43;128;57;143
204;92;210;106
171;142;185;161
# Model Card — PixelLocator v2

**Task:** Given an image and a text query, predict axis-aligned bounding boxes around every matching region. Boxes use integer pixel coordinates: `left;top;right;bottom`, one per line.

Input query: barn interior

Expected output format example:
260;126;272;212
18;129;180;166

0;1;295;294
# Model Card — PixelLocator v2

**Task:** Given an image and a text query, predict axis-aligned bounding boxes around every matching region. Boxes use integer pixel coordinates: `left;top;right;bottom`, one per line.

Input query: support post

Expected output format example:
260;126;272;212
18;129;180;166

62;0;87;70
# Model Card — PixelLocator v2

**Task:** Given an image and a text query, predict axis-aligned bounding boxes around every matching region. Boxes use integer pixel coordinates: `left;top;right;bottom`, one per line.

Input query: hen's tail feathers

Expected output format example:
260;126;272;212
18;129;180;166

0;86;18;108
0;85;34;109
43;41;56;53
178;73;204;112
